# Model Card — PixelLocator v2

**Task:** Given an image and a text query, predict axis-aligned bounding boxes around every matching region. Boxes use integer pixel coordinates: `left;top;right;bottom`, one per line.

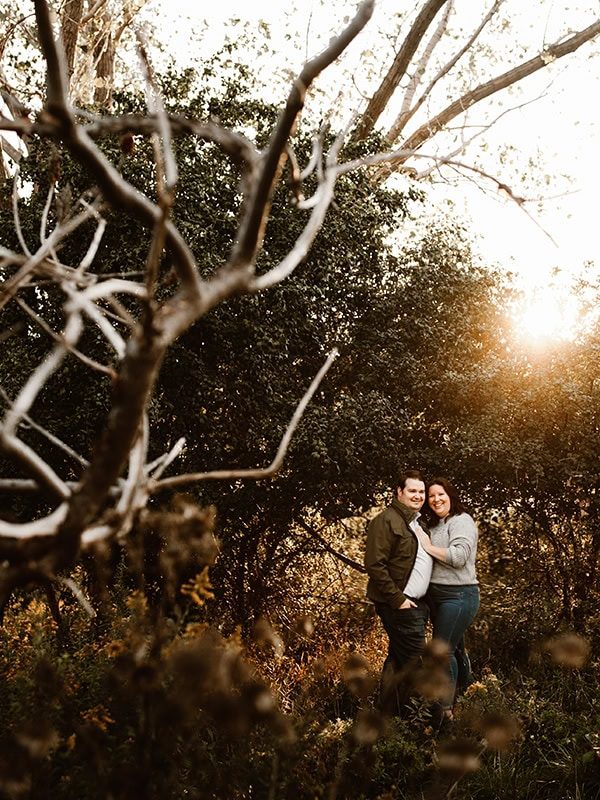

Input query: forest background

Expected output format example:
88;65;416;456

0;1;599;798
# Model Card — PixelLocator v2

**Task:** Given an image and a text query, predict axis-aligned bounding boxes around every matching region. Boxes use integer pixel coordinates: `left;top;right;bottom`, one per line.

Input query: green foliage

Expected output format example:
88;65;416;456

2;16;600;800
3;52;599;629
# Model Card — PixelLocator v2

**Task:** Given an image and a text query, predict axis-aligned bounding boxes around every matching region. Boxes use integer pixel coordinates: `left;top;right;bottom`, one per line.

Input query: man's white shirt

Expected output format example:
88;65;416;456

402;516;433;599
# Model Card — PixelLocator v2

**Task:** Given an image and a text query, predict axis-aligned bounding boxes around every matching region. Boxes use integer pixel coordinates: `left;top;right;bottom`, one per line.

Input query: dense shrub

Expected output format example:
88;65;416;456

2;548;600;800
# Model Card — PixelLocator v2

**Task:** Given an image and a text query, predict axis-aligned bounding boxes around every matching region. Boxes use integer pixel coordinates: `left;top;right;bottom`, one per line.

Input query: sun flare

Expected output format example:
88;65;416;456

512;288;581;344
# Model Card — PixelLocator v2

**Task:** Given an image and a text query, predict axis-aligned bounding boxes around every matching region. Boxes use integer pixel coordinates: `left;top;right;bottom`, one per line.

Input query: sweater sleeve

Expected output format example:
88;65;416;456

445;514;478;570
364;514;405;608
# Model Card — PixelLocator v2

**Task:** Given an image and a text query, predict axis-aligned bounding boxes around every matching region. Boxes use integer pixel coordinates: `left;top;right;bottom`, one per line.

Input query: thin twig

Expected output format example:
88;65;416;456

54;575;97;617
395;0;454;133
0;386;89;468
136;31;178;194
0;203;100;312
0;504;67;538
80;0;108;26
39;183;55;244
15;296;115;376
151;349;339;490
12;169;31;256
388;0;503;141
76;215;107;274
149;437;186;479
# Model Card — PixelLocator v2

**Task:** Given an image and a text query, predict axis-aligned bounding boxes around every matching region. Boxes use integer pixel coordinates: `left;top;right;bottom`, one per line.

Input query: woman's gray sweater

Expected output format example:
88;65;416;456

429;512;478;585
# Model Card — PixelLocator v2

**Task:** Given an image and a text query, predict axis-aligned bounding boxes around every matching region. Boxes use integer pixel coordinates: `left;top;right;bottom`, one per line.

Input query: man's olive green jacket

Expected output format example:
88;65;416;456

364;498;419;609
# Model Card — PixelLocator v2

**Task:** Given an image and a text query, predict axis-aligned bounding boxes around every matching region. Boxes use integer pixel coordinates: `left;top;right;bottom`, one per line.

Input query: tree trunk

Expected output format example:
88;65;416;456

61;0;84;82
93;12;115;107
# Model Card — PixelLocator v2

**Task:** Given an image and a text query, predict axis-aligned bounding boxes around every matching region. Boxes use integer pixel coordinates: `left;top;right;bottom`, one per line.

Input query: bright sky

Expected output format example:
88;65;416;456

139;0;600;337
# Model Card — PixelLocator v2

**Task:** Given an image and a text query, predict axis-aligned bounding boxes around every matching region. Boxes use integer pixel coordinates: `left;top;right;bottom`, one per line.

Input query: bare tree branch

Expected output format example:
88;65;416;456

437;158;559;245
39;183;55;244
394;0;454;137
0;479;58;492
0;2;375;585
0;505;68;539
12;170;32;257
34;0;71;115
0;203;100;312
229;0;374;270
0;386;89;469
413;87;552;180
76;212;107;274
0;435;71;500
80;0;109;27
396;18;600;160
352;0;451;141
387;0;503;143
297;518;366;574
151;349;339;490
148;437;186;479
0;113;261;169
136;32;178;196
1;132;24;162
0;309;83;498
33;0;201;298
251;168;336;290
54;574;96;617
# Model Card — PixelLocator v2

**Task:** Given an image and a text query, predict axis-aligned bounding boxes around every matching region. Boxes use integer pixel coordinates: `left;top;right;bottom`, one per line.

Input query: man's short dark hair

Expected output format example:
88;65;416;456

396;469;424;491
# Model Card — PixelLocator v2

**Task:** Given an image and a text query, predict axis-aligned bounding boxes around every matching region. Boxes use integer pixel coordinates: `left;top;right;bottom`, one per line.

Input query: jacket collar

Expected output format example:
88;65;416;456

391;497;419;524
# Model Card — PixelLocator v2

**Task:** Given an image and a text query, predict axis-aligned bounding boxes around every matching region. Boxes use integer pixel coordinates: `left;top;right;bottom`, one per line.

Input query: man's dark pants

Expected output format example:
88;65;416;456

375;599;429;714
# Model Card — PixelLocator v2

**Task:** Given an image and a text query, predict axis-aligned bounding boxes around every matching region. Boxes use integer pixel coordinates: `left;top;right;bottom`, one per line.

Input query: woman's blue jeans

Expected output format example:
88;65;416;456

428;583;480;707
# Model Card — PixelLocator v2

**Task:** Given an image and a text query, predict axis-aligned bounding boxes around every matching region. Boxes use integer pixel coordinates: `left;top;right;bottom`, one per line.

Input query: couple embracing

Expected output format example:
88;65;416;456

364;469;479;722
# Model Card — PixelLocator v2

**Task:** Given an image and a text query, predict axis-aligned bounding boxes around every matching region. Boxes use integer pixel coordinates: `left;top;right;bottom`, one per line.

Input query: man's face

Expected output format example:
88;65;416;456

397;478;425;511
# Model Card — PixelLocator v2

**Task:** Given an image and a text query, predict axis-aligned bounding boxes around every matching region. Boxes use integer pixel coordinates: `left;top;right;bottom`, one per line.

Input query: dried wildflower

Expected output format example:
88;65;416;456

183;622;210;639
81;705;115;733
144;497;219;602
104;639;127;658
318;719;353;740
125;590;148;615
180;567;214;606
463;681;487;697
544;632;590;668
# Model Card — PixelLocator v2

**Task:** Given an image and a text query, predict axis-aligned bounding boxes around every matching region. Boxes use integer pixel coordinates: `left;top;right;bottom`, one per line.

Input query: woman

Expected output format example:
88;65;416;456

416;477;479;719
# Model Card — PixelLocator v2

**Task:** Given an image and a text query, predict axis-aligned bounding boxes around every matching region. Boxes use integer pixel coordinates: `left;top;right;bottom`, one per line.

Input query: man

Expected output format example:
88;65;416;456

365;470;433;710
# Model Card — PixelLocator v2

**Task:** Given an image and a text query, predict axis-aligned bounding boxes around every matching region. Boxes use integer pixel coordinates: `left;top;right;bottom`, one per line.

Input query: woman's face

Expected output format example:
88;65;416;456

428;484;451;519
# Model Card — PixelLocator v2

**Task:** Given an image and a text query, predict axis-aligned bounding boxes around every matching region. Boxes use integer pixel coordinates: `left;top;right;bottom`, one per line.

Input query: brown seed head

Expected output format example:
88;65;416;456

545;633;590;669
475;711;521;751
